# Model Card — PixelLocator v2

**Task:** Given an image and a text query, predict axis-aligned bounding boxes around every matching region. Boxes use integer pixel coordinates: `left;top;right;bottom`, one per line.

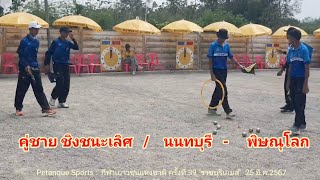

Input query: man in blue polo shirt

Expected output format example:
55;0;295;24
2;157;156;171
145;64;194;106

14;21;56;117
286;29;310;135
45;27;79;108
277;27;313;113
207;29;243;119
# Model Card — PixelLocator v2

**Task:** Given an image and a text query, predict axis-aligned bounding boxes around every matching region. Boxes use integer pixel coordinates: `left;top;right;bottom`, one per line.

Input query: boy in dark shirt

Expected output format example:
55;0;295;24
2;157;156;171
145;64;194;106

15;21;56;117
45;27;79;108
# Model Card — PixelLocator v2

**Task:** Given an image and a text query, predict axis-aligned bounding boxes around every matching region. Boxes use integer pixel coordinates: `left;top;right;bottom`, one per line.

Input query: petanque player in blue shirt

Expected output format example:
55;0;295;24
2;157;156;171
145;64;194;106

207;29;244;119
45;27;79;108
277;27;313;114
286;28;310;135
14;21;57;117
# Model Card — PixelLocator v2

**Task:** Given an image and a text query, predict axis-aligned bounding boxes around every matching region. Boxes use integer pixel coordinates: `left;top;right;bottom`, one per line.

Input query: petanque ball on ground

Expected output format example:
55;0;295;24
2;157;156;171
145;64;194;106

213;121;218;125
216;125;221;130
256;128;261;133
249;128;254;133
212;130;217;135
242;132;247;137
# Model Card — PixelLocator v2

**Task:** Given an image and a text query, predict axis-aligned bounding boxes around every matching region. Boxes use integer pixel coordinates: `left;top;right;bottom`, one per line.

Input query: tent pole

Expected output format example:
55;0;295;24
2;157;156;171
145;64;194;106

79;27;83;53
44;0;50;48
197;33;201;70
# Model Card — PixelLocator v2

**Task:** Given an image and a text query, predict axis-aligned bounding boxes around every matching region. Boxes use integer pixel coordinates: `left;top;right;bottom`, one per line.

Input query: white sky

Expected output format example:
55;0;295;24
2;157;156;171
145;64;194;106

1;0;319;20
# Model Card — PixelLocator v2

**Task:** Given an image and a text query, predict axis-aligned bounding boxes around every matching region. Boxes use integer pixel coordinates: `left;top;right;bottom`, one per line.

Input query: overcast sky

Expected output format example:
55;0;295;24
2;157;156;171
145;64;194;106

0;0;319;20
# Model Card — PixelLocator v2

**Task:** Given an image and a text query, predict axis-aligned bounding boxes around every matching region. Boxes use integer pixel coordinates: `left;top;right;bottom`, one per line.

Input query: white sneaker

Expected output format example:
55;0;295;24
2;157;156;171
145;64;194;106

290;125;301;135
226;112;236;119
132;71;136;75
207;109;221;116
58;103;69;108
49;97;56;107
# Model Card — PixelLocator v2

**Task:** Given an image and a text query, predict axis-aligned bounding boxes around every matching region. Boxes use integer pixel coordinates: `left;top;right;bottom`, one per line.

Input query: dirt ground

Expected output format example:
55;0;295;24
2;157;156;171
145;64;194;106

0;70;319;180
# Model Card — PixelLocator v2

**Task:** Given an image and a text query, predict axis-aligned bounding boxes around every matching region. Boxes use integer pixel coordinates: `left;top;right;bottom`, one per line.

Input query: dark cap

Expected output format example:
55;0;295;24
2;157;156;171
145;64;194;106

59;27;72;33
285;27;296;35
125;44;130;48
288;29;302;40
217;29;229;39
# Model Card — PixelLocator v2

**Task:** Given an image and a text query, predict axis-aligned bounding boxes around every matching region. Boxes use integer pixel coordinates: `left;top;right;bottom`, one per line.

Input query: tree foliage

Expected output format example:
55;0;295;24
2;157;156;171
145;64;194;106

1;0;318;33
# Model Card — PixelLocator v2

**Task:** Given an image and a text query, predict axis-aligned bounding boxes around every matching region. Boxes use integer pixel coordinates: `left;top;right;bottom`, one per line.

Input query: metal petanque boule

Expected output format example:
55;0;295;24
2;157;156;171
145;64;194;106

213;121;218;125
242;132;247;137
249;128;254;133
256;128;261;133
216;125;221;130
212;130;218;135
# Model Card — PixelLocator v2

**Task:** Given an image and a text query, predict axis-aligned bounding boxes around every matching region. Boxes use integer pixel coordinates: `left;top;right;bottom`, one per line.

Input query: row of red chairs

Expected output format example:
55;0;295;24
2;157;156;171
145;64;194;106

69;54;102;74
70;53;165;74
0;52;165;74
123;53;165;72
233;54;287;69
1;52;288;74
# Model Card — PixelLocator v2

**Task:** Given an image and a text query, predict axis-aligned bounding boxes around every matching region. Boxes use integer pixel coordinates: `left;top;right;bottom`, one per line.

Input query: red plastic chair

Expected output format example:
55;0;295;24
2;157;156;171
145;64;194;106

1;53;18;74
280;55;286;68
87;54;102;73
135;54;148;71
148;53;164;71
69;55;78;74
123;63;130;72
75;54;89;74
242;54;254;67
255;55;265;69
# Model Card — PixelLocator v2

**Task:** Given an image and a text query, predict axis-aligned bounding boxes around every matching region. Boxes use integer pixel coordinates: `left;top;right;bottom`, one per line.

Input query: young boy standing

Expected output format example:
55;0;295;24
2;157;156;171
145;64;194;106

14;21;56;117
207;29;243;119
286;29;310;135
45;27;79;108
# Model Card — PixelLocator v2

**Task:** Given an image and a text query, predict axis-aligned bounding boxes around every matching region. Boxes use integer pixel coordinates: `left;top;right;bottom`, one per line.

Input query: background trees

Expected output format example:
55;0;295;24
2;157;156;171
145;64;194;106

1;0;318;33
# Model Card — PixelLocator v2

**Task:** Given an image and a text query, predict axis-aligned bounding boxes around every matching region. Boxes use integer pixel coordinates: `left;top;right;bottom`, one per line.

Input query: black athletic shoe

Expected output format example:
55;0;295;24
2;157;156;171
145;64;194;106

299;124;307;132
281;109;294;113
280;105;288;110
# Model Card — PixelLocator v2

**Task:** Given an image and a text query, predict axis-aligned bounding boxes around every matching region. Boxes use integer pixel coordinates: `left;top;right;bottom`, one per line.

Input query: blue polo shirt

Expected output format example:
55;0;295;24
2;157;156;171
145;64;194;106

302;42;313;59
287;43;311;78
207;40;233;69
17;34;40;71
46;38;79;64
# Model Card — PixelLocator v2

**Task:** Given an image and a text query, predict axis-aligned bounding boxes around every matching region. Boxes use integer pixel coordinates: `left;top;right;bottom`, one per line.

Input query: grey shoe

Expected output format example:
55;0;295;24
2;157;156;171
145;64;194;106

58;103;69;108
41;109;57;117
226;112;236;119
207;109;221;116
290;125;301;135
299;124;307;132
49;97;56;107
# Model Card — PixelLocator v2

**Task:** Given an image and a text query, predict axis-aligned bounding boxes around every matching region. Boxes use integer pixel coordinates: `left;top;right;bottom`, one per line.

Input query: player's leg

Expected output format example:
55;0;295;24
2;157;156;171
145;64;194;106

220;70;234;119
289;78;300;135
14;71;31;116
58;65;70;108
50;64;64;106
208;70;224;116
294;78;306;131
31;71;56;116
282;71;293;112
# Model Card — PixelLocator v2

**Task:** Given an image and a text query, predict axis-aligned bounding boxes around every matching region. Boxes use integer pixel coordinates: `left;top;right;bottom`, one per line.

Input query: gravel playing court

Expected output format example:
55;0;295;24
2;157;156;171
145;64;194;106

0;70;319;180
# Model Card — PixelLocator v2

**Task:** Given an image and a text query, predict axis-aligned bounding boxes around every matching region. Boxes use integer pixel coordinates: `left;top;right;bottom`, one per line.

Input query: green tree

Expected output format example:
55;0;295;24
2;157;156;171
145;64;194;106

10;0;27;12
197;9;248;27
